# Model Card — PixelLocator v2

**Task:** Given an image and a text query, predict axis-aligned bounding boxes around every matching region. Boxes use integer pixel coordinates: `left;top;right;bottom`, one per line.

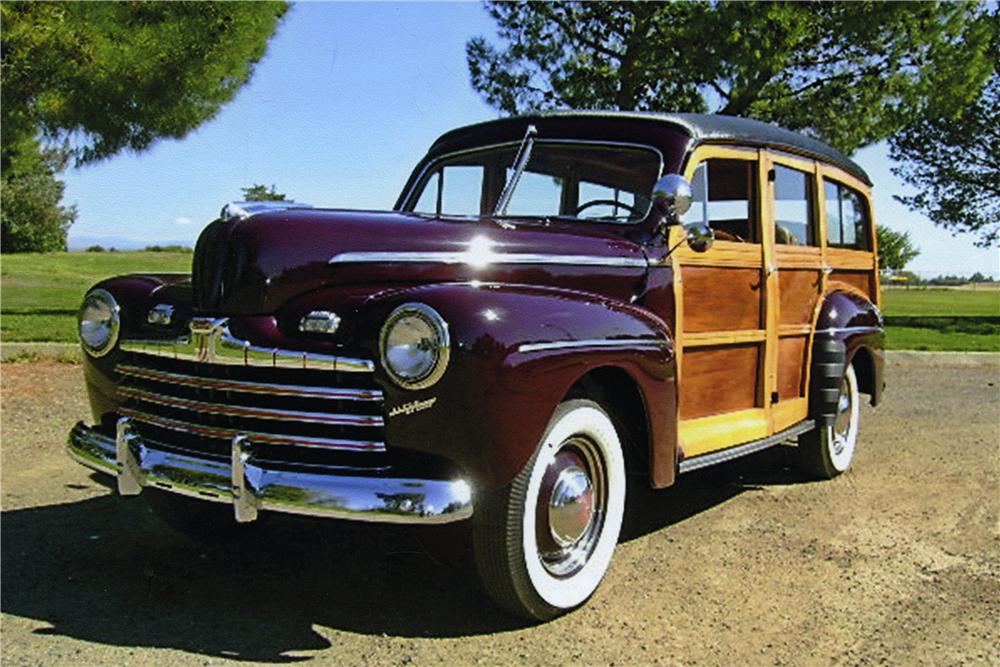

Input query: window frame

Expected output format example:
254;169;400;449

400;139;665;224
771;162;818;247
823;176;873;252
680;155;762;245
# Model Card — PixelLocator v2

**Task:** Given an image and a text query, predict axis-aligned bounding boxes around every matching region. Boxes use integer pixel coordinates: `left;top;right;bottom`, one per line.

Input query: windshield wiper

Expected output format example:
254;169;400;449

493;124;538;222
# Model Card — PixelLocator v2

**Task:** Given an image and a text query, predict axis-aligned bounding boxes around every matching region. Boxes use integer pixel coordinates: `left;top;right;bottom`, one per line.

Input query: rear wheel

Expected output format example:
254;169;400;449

473;399;626;621
798;363;860;479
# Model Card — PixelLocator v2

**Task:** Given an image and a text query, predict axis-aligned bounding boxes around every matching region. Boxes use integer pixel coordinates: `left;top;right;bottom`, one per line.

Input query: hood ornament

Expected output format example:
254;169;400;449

219;200;313;222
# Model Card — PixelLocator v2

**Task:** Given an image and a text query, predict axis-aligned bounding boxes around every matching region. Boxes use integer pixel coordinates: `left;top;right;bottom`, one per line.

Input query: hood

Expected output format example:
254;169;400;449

192;209;649;314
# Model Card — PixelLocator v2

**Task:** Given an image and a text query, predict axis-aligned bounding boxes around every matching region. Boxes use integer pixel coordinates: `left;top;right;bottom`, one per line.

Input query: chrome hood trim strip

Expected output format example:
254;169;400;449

329;250;648;269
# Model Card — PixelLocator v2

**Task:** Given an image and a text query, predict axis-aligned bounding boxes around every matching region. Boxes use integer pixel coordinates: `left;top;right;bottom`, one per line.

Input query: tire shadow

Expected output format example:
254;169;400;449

2;448;808;662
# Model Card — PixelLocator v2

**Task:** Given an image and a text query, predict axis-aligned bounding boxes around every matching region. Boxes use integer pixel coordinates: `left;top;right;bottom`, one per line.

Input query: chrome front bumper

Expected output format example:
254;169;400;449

67;420;473;525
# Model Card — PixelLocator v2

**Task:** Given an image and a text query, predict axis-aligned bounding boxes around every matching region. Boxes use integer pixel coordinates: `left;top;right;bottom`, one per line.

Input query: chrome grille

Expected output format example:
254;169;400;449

116;353;386;463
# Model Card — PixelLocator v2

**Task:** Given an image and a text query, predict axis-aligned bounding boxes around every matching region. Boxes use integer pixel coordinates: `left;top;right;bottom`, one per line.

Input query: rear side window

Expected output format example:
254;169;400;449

825;179;871;250
773;165;815;246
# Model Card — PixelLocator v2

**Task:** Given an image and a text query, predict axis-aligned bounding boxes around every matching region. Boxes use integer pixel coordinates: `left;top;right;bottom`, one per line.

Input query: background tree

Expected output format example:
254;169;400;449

889;69;999;248
467;2;994;153
241;184;287;202
1;140;77;253
0;1;287;252
876;224;920;273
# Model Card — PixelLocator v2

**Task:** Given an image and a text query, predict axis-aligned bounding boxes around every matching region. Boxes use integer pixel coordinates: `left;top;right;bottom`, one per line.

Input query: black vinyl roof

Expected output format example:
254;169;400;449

433;111;871;186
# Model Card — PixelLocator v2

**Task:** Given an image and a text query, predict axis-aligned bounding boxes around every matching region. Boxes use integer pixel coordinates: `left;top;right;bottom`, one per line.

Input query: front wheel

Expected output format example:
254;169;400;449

798;363;861;479
473;399;627;621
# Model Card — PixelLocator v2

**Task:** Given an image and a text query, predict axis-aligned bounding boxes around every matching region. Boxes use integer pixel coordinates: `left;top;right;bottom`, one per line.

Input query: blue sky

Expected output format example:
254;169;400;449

63;2;998;279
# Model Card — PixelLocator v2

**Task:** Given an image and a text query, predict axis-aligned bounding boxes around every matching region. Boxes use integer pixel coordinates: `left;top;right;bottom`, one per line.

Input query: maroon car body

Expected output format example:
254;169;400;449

68;112;884;620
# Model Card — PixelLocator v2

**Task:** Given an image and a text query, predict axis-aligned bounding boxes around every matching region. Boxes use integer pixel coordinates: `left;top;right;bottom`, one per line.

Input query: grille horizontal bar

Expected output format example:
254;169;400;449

119;385;384;427
118;364;383;402
119;407;386;452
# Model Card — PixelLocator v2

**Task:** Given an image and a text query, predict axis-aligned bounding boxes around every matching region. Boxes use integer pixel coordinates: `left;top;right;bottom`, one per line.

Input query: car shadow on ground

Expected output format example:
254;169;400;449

2;447;810;662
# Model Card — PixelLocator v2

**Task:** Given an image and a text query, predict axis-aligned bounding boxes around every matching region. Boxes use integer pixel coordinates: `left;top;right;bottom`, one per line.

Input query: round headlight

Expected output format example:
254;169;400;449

78;288;120;357
379;303;450;389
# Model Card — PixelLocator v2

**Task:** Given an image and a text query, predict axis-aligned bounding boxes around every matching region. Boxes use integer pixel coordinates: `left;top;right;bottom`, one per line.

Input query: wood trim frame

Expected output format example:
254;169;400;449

671;144;881;462
816;163;882;308
673;144;770;456
766;151;825;429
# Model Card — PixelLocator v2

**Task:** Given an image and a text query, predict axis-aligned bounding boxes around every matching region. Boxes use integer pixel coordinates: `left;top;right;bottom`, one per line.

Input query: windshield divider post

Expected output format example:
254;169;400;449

493;124;538;217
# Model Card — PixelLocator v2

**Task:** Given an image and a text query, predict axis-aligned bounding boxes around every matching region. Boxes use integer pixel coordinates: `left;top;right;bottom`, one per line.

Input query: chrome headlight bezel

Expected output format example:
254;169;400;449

379;303;450;390
78;288;121;357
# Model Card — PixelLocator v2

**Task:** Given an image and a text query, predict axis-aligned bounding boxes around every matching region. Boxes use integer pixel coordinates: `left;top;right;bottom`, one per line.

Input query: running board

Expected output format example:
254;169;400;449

679;419;816;474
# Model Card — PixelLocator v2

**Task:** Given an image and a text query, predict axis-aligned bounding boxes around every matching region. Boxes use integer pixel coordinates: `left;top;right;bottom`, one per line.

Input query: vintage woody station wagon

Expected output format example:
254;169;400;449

69;112;884;620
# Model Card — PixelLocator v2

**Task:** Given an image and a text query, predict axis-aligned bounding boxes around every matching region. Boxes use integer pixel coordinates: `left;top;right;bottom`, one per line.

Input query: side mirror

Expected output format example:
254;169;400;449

651;174;694;222
684;221;714;253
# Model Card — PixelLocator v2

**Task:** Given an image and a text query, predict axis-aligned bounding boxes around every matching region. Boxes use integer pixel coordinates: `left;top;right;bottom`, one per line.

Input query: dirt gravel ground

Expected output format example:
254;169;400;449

2;359;998;666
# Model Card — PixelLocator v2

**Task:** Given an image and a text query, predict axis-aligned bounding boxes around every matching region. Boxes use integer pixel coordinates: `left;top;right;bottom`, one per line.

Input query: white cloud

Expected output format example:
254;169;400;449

174;217;193;225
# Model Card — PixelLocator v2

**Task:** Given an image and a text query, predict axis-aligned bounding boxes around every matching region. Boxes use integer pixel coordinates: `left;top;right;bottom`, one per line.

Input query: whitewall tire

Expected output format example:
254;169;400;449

473;399;627;621
799;363;860;478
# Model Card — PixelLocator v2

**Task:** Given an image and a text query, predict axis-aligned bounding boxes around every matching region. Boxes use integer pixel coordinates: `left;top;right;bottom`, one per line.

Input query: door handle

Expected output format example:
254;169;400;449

822;265;833;276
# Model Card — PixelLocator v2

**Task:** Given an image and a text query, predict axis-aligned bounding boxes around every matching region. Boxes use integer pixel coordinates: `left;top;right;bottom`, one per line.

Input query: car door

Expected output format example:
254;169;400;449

765;151;824;433
668;146;776;458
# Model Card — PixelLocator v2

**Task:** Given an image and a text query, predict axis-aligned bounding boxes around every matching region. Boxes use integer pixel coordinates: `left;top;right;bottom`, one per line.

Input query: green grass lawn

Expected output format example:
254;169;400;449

882;288;1000;317
2;251;191;342
2;252;998;350
881;287;1000;351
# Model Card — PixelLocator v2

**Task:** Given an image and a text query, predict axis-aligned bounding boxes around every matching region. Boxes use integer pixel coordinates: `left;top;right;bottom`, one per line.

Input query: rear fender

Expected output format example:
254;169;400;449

815;290;885;408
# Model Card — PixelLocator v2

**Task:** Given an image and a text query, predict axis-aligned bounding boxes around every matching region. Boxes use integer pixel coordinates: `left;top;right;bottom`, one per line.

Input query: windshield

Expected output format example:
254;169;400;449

406;141;662;224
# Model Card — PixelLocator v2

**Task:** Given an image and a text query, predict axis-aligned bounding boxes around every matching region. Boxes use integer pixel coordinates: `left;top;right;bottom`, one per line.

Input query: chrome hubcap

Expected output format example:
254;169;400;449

549;465;595;547
832;376;853;454
536;437;606;577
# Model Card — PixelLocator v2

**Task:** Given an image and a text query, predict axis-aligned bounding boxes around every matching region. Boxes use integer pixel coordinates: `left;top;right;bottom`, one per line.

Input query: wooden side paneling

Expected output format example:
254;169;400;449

831;271;871;296
679;408;769;458
778;269;823;326
682;266;763;333
679;343;761;420
777;335;807;400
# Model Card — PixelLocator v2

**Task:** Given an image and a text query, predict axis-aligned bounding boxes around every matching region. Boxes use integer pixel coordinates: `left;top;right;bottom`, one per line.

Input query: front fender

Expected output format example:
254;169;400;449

81;274;192;422
364;283;676;492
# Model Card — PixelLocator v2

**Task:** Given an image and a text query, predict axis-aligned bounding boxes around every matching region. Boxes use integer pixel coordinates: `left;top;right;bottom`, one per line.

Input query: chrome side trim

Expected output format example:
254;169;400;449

117;364;383;401
120;317;375;372
679;420;816;474
67;422;473;525
813;326;883;336
119;407;386;452
119;385;384;427
329;251;648;269
518;338;672;354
